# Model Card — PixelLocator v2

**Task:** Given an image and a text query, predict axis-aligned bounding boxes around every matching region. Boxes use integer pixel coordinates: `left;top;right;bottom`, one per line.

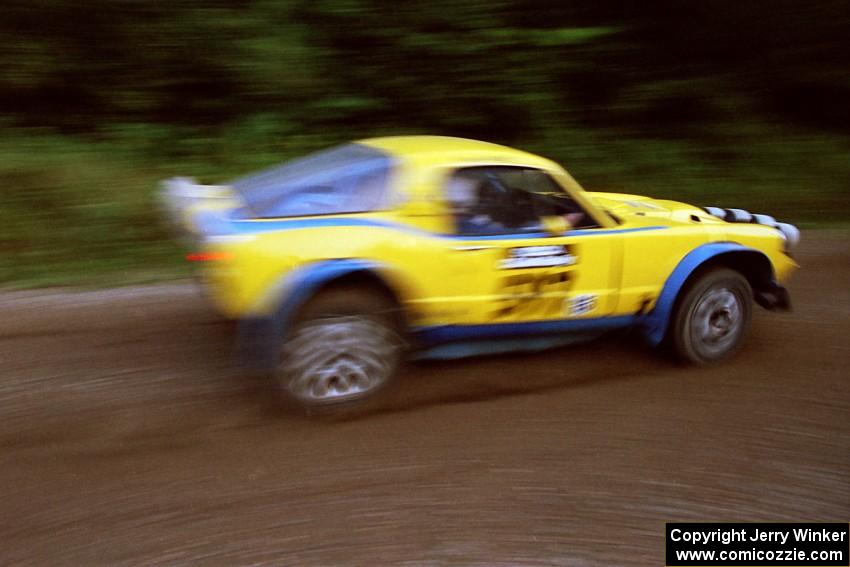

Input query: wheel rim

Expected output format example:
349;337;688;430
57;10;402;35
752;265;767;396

279;316;400;404
689;287;743;357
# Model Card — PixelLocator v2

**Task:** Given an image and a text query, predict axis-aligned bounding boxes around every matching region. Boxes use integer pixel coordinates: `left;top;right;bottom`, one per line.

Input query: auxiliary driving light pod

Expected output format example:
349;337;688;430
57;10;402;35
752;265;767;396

703;206;727;219
726;208;753;223
702;206;800;254
703;206;755;223
751;213;778;227
775;222;801;253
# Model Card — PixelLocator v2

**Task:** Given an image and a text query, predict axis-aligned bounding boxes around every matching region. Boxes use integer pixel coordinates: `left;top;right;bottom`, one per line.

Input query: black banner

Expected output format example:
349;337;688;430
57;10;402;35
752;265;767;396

666;523;849;566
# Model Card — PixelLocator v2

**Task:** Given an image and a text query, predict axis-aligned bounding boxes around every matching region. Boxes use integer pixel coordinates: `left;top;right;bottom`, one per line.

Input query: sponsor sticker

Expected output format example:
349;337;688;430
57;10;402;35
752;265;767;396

568;294;597;316
499;245;576;270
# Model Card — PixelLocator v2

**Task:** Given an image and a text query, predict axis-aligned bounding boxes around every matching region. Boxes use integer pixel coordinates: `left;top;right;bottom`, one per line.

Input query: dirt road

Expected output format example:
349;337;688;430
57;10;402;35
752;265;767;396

1;233;848;566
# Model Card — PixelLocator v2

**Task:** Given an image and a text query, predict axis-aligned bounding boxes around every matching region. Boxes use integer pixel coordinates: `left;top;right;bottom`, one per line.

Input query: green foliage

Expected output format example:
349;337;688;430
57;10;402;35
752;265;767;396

0;1;849;285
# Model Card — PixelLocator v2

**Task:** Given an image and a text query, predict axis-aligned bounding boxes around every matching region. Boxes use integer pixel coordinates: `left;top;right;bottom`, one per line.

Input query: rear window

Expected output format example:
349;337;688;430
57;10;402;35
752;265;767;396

232;143;393;218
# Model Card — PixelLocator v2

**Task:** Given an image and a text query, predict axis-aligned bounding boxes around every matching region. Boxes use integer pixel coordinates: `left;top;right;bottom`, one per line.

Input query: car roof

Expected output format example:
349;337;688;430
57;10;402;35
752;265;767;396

357;135;561;170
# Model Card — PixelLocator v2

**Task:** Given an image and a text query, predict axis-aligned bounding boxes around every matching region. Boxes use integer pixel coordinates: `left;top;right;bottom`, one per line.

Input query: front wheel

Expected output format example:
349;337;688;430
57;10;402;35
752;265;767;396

669;268;753;364
277;287;404;412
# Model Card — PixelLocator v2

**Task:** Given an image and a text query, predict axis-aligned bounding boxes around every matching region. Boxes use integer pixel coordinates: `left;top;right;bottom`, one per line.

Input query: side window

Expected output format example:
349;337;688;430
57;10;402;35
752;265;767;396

445;166;595;236
233;143;393;219
256;163;389;218
446;168;532;236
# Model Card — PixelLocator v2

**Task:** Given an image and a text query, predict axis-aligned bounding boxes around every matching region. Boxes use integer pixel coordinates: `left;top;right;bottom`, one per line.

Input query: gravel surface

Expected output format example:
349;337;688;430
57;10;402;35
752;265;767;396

1;233;847;566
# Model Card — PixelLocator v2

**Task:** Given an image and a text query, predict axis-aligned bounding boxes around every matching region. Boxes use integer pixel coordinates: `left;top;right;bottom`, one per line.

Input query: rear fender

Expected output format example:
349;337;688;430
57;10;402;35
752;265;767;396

237;259;396;370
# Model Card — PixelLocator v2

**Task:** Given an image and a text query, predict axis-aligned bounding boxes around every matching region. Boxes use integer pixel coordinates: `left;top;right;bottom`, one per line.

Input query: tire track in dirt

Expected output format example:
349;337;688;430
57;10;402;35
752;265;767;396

0;232;847;566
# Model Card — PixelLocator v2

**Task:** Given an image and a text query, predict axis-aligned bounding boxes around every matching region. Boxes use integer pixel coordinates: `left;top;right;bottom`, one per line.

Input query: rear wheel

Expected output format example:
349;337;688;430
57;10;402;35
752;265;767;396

277;286;404;412
670;268;753;364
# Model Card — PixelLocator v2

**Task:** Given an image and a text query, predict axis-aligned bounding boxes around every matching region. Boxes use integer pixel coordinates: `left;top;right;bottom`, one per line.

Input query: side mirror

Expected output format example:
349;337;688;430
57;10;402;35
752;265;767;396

540;215;569;236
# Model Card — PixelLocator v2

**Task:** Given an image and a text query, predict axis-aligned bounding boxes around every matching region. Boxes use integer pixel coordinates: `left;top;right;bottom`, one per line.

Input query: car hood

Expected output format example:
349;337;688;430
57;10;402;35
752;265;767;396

586;191;716;225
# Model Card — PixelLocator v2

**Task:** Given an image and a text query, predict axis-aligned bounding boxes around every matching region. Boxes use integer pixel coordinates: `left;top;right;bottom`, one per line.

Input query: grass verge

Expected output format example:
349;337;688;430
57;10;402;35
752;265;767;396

1;124;847;288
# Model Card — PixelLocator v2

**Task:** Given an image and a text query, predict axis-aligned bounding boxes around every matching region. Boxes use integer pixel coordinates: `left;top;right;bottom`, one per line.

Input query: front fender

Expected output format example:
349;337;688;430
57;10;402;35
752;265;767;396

640;242;769;346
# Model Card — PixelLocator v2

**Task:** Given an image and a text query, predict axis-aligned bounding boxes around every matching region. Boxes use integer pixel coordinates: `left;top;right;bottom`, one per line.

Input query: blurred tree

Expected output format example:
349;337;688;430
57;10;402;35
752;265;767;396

2;0;850;286
0;0;848;135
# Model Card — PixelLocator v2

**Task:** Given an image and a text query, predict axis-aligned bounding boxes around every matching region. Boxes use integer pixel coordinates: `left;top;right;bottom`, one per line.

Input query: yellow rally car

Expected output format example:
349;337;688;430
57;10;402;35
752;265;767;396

161;136;799;409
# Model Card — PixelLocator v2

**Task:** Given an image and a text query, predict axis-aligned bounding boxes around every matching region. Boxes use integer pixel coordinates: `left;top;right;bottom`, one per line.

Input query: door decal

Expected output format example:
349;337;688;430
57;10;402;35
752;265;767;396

490;270;574;321
498;245;576;270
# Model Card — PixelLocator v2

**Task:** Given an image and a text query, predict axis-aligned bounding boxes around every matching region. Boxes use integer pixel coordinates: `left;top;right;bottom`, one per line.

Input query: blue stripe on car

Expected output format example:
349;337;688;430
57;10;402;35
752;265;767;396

225;215;667;240
414;316;637;345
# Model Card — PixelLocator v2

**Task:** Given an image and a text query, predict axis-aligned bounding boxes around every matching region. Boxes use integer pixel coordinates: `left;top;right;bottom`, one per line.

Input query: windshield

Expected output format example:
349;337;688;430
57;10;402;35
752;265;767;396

231;143;393;218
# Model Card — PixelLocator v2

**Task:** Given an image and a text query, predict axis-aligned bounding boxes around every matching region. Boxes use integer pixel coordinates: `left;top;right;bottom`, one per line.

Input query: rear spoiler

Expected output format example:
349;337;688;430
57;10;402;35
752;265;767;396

158;177;237;227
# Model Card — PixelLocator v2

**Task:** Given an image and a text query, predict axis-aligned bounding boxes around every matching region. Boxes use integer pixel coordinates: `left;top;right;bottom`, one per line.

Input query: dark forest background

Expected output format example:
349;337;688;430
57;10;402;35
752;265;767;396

1;1;848;284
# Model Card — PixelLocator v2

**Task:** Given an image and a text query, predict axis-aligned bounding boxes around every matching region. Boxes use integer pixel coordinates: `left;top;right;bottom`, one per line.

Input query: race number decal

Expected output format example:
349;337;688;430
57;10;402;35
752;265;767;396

499;246;576;270
490;270;573;320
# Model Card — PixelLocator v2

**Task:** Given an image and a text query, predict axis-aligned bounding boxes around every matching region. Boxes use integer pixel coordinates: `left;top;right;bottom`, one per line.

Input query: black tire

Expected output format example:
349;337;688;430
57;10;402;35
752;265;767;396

669;267;753;364
276;285;404;413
